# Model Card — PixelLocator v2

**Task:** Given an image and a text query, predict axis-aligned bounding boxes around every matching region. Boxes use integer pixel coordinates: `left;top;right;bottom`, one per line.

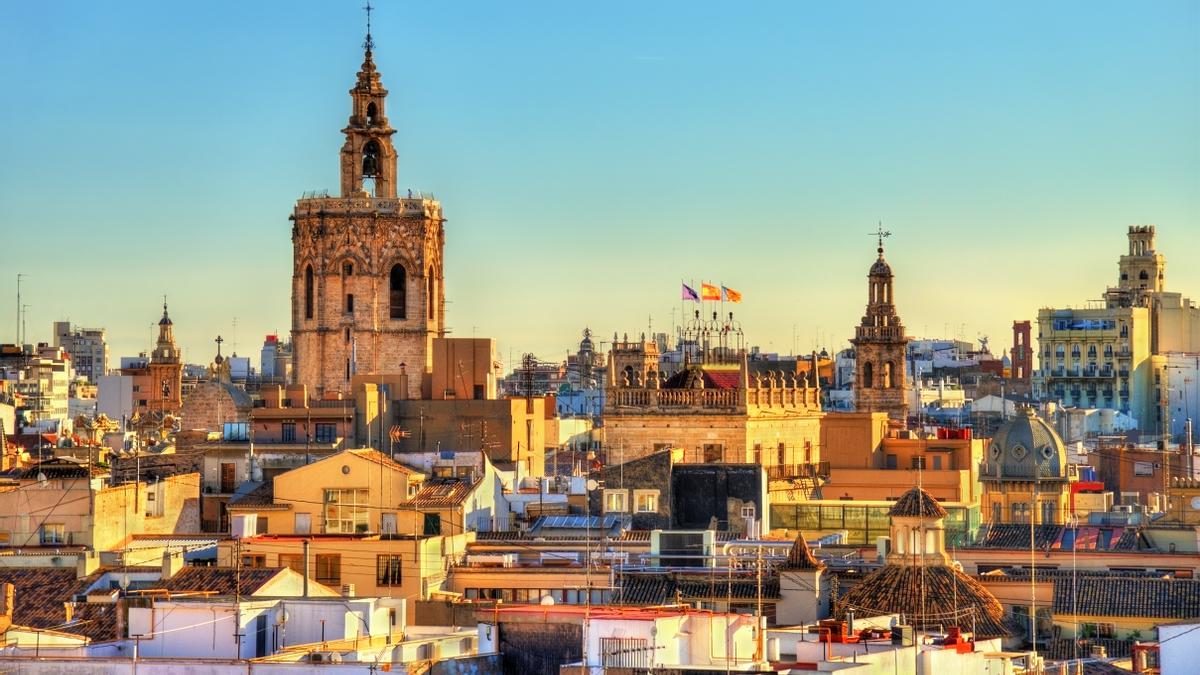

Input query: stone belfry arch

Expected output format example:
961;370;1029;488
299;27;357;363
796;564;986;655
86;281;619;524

850;227;909;420
290;14;446;399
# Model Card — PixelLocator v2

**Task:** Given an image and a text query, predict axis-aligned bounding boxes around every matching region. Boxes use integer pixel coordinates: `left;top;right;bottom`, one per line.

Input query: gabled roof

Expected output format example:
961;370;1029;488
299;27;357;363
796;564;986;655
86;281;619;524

0;568;95;629
888;486;948;519
1054;576;1200;619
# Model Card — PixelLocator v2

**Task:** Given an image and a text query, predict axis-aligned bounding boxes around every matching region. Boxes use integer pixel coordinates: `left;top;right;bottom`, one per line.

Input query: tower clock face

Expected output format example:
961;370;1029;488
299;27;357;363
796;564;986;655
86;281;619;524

1190;496;1200;511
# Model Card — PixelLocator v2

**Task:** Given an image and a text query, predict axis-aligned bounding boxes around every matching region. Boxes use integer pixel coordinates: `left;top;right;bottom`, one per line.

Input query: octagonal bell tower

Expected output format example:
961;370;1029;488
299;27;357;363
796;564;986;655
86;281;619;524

290;22;445;399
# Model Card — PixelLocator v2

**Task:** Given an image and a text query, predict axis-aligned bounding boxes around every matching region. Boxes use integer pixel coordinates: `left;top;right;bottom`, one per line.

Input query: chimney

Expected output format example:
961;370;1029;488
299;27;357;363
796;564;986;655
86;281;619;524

162;550;184;580
76;550;100;579
63;601;74;624
0;583;13;634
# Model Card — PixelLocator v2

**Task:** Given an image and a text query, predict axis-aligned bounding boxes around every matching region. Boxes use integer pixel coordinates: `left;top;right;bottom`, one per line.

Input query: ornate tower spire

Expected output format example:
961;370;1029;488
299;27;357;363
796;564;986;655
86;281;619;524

154;300;180;364
850;226;909;420
340;1;397;199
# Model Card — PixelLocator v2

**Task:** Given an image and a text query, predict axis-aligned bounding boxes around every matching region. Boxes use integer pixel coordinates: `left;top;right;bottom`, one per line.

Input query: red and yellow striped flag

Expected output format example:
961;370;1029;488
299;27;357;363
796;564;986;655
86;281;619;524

700;283;721;301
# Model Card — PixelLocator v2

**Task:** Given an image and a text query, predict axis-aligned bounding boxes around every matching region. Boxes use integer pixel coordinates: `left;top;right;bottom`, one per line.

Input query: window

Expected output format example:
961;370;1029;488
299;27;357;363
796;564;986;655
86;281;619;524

703;444;724;463
304;265;314;319
39;524;65;545
242;554;267;568
281;423;296;443
315;553;341;586
911;456;926;470
377;555;403;586
315;423;337;443
256;517;269;535
932;455;942;470
634;490;659;513
882;361;894;388
885;454;898;469
423;513;441;535
294;513;311;534
1134;461;1154;477
427;272;436;320
345;293;354;314
604;489;628;513
389;265;406;319
862;361;873;388
1011;502;1028;523
323;488;369;533
343;262;354;276
776;443;787;466
279;553;304;574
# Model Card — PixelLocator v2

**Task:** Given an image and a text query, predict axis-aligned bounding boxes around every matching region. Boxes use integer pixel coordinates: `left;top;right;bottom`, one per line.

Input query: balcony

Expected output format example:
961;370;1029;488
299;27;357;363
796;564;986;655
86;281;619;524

766;461;831;481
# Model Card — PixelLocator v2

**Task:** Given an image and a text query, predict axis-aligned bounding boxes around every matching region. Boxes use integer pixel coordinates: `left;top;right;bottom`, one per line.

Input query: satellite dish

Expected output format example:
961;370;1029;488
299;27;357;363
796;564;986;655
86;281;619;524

1190;496;1200;511
586;479;599;491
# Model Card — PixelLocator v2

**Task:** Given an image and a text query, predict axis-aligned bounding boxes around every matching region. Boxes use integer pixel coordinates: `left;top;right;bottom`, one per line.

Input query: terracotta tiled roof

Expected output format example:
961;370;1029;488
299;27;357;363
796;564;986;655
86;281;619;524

615;571;780;604
402;478;478;508
0;568;96;629
835;565;1011;638
888;486;947;519
974;524;1063;549
1042;637;1135;662
349;449;418;474
1054;576;1200;619
782;535;824;571
151;567;285;596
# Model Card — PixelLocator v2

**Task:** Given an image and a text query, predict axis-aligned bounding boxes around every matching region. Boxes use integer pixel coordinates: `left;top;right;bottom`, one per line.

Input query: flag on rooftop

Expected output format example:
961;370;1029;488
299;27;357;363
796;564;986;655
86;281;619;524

701;283;721;301
681;283;700;302
722;286;742;303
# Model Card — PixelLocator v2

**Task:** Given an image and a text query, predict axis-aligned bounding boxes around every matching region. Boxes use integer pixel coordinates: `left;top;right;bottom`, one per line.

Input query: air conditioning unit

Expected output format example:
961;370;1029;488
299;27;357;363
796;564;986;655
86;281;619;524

309;652;342;663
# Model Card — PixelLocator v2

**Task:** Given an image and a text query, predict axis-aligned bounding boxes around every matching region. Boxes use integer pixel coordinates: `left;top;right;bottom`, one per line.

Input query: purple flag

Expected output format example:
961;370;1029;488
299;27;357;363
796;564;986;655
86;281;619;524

682;283;700;302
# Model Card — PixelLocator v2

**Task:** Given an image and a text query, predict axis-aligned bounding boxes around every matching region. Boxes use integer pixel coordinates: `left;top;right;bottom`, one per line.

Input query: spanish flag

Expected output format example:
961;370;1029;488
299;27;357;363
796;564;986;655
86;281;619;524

701;283;721;301
722;286;742;303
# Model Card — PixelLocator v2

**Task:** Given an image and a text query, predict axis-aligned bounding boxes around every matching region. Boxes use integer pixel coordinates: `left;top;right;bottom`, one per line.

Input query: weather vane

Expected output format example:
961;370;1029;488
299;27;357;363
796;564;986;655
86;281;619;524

869;222;892;253
363;1;375;53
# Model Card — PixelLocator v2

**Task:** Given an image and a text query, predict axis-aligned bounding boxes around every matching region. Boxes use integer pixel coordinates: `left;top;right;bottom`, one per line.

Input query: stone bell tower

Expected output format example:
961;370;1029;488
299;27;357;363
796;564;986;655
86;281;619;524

290;19;445;399
850;228;909;420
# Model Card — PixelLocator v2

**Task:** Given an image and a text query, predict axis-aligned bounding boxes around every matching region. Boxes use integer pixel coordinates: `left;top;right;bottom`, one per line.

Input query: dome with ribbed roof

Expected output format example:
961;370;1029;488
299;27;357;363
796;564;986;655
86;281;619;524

870;255;892;276
889;486;948;519
985;407;1068;480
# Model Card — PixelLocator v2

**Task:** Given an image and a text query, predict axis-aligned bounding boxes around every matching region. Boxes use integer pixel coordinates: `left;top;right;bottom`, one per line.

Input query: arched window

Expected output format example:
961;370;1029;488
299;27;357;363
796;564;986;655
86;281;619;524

389;264;406;319
304;265;314;319
362;140;380;177
427;272;435;320
366;102;378;125
862;361;873;389
1139;270;1149;280
883;361;895;388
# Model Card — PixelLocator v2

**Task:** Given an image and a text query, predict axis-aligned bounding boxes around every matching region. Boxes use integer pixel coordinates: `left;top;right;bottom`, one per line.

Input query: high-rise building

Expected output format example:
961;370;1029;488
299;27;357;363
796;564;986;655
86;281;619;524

850;235;909;420
53;322;109;383
290;31;445;399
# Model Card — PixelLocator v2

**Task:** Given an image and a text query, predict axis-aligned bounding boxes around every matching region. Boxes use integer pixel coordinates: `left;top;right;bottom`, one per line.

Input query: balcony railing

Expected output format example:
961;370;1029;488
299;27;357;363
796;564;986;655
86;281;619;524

766;461;831;481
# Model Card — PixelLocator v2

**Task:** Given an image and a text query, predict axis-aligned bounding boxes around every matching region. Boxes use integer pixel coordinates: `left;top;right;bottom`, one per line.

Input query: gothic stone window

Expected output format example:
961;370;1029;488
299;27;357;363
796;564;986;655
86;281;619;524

862;361;873;388
390;264;406;319
304;265;314;319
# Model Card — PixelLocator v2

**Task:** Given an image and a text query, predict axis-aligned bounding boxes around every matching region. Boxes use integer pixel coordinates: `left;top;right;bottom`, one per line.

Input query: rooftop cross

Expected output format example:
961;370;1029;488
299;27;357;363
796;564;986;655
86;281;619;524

363;1;375;54
869;222;892;255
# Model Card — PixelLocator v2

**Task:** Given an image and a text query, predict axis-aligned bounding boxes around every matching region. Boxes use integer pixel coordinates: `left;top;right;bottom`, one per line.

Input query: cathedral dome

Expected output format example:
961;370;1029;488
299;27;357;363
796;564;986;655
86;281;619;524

986;407;1068;480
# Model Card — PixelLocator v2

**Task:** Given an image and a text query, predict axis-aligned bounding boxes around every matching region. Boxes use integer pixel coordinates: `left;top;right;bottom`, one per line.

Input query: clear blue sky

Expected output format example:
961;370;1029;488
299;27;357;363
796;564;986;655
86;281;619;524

1;1;1197;369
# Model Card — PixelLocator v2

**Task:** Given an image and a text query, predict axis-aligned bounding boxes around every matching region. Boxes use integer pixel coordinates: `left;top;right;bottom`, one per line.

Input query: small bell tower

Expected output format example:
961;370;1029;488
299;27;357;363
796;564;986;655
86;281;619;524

340;3;397;199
